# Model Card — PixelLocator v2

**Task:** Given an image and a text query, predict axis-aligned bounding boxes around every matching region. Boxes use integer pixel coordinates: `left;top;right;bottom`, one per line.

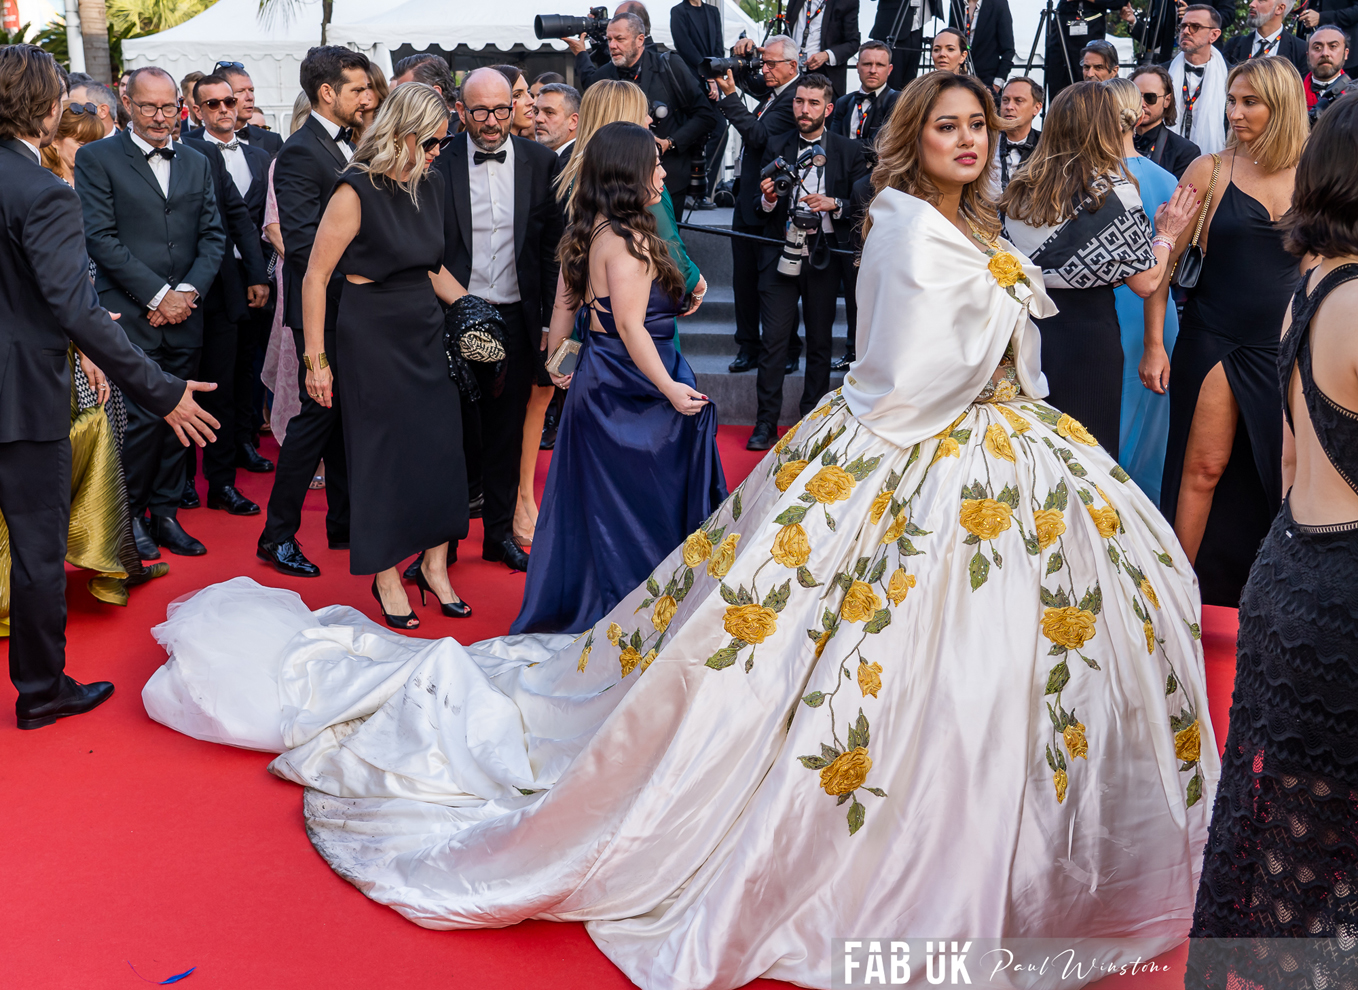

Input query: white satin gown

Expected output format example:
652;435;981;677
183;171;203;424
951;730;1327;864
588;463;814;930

145;189;1219;990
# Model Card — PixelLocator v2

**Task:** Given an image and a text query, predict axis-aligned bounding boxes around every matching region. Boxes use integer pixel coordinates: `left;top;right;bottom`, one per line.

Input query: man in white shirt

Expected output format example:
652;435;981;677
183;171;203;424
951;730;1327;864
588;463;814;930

1166;4;1230;154
1224;0;1310;74
532;82;580;164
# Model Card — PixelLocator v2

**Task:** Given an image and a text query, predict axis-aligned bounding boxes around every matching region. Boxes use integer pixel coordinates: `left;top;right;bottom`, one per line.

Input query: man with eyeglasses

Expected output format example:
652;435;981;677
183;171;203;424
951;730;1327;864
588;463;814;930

433;68;564;573
257;45;372;578
193;60;283;158
1130;64;1200;178
74;66;227;559
1165;3;1229;154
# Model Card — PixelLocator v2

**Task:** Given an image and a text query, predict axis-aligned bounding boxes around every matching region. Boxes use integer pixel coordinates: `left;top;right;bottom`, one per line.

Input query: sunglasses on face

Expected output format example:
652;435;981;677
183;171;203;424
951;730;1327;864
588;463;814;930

421;133;454;153
199;96;239;110
1142;91;1162;105
1181;22;1212;33
68;102;100;116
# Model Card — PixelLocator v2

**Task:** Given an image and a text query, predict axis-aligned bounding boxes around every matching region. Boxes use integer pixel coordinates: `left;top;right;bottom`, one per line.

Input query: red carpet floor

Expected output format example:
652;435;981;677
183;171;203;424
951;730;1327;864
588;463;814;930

0;427;1239;989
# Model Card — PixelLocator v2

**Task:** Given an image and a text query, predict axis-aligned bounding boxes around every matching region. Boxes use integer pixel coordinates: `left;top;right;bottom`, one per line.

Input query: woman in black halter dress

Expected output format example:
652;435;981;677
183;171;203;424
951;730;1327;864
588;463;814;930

1187;99;1358;989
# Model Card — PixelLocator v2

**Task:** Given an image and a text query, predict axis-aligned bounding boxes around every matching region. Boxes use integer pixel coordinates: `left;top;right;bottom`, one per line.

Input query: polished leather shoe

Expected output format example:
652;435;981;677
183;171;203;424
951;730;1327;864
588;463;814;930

540;405;560;450
17;676;114;730
180;479;200;509
746;422;777;451
785;356;799;374
237;442;275;473
207;485;260;515
257;537;320;577
152;514;206;556
468;494;484;519
131;513;161;560
483;538;529;572
830;352;854;372
728;352;756;373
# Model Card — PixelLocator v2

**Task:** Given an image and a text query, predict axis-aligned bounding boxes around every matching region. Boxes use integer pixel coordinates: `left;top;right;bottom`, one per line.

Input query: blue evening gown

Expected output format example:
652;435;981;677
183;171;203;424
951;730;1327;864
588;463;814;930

510;282;728;634
1115;155;1180;504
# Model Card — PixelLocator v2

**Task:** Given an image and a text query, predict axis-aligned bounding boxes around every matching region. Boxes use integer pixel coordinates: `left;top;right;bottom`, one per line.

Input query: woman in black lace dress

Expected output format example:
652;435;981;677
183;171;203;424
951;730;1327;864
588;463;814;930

1188;95;1358;989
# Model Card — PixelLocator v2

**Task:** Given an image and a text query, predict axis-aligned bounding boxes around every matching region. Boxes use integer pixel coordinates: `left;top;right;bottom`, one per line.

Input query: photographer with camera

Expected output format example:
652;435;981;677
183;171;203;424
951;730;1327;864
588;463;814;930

746;73;868;451
713;35;802;374
558;2;657;90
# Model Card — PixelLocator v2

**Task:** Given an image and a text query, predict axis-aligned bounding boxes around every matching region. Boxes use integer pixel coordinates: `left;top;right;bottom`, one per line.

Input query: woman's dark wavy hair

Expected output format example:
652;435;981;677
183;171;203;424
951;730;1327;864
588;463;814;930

558;121;685;303
1281;91;1358;258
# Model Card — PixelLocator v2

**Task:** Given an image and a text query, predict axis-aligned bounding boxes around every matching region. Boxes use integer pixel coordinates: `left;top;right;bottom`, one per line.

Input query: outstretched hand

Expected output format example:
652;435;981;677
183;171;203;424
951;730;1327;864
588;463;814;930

164;380;220;447
1153;183;1199;242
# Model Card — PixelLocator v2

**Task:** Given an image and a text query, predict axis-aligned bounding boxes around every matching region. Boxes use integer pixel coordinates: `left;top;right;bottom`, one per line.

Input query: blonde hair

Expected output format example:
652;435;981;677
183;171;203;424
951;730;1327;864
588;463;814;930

1226;56;1309;173
1103;77;1143;133
556;79;649;210
865;72;1002;244
289;91;311;135
346;82;449;204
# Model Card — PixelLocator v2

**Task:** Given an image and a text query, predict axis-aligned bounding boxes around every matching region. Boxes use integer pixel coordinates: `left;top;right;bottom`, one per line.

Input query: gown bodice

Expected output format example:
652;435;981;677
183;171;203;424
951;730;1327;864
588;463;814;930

587;282;681;341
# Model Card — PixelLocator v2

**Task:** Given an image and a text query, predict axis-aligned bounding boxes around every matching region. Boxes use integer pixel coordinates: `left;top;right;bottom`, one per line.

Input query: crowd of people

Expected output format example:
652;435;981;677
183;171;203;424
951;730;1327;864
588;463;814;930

2;0;1358;986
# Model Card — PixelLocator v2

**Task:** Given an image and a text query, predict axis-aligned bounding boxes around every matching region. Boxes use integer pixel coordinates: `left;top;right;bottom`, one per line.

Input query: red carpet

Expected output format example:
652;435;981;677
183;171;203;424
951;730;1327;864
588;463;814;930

0;427;1237;989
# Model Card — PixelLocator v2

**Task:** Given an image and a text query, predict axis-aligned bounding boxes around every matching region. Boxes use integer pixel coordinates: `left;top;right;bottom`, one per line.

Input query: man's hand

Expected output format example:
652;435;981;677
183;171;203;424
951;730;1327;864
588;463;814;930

733;37;755;55
155;288;196;325
1120;4;1136;24
802;192;838;213
1175;0;1188;15
707;79;720;100
760;176;778;200
564;34;588;55
164;381;220;447
806;51;829;70
1301;8;1320;26
247;284;270;308
716;69;738;96
657;137;673;153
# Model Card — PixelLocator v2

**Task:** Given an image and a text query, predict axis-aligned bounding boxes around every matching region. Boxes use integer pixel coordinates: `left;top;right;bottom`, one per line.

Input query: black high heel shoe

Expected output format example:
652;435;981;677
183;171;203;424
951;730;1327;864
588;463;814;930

371;577;419;629
413;565;473;618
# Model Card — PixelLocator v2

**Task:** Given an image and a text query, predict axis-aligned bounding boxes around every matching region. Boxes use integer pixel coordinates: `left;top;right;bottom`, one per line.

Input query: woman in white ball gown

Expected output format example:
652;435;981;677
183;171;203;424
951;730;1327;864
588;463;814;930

145;73;1218;990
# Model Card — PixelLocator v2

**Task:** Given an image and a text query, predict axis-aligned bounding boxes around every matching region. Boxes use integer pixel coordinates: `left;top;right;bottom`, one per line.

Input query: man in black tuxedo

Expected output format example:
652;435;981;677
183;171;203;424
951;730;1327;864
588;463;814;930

436;68;564;573
257;46;371;577
1223;0;1310;74
747;74;869;451
671;0;724;85
75;66;226;559
181;74;272;518
870;0;944;88
715;35;801;375
210;61;284;158
951;0;1017;93
532;82;579;163
996;76;1045;189
0;45;218;728
1130;65;1201;177
786;0;862;97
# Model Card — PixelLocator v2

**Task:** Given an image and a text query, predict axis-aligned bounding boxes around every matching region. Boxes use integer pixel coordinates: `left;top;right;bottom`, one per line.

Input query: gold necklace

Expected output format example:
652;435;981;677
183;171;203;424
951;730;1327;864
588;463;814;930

964;215;997;250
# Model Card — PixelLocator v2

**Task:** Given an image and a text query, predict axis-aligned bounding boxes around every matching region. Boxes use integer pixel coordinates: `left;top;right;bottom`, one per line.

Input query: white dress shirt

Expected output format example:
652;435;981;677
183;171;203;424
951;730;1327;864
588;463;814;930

207;129;253;198
18;137;41;162
128;126;196;308
848;82;889;138
791;0;837;65
467;137;520;305
1252;26;1283;57
310;111;354;162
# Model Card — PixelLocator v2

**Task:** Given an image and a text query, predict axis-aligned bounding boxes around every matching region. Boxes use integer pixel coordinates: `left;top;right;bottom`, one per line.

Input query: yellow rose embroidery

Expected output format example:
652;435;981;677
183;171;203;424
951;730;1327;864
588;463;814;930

841;580;883;623
804;465;855;503
1063;721;1088;760
984;423;1016;462
820;747;872;795
1175;720;1201;763
991;378;1019;402
886;567;916;606
869;491;892;525
1041;606;1098;650
1033;508;1066;550
881;511;909;545
723;603;778;644
1144;618;1156;655
771;523;811;568
682;529;712;568
1088;503;1120;539
988;251;1025;288
959;498;1013;540
1139;578;1161;610
1056;414;1098;446
1054;768;1068;803
639;649;657;674
933;412;967;439
577;641;591;672
998;405;1030;434
707;533;740;579
814;628;831;659
809;402;833;420
771;422;799;454
931;436;960;465
652;595;677;633
606;622;624;646
857;660;884;698
775;459;810;492
619;645;642;677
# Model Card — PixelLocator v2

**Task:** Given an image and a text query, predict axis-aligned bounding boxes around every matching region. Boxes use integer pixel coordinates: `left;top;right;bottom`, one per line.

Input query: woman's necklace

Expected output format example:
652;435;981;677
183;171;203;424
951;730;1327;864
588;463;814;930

964;214;997;250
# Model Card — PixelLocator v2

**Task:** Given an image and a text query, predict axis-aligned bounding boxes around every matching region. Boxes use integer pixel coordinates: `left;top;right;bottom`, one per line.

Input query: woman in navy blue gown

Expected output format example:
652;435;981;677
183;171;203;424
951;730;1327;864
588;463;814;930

511;123;726;634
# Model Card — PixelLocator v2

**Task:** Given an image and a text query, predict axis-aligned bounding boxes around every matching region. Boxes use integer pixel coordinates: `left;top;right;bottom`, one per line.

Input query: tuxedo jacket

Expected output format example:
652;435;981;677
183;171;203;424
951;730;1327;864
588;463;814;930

274;114;350;331
1137;122;1200;179
717;84;799;228
434;134;564;335
181;136;269;324
670;0;724;83
1223;30;1309;76
0;140;182;443
829;87;899;146
186;122;283;160
949;0;1016;85
74;128;226;352
870;0;944;42
785;0;861;95
754;128;871;270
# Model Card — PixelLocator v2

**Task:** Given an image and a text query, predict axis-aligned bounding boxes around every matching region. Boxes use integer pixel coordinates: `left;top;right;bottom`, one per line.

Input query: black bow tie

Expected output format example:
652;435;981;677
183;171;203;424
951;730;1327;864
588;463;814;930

1132;127;1157;155
234;129;250;143
145;146;175;162
1184;63;1204;76
857;91;876;105
333;126;353;144
474;150;507;165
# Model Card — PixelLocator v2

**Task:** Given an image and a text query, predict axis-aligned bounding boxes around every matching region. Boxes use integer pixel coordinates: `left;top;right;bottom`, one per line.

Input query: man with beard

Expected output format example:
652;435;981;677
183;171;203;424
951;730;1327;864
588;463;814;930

1131;65;1201;177
435;68;563;573
1297;0;1358;78
1224;0;1309;74
1166;4;1230;154
1303;25;1358;122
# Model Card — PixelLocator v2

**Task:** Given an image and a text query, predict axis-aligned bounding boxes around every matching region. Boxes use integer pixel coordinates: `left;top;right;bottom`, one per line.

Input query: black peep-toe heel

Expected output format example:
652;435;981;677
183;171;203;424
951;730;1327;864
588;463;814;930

371;577;419;629
413;565;473;618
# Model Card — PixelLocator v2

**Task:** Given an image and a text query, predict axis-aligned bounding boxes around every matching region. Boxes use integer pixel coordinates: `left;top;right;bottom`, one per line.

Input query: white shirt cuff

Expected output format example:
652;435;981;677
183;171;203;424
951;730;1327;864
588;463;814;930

176;283;197;298
826;51;837;66
148;283;171;309
761;196;776;211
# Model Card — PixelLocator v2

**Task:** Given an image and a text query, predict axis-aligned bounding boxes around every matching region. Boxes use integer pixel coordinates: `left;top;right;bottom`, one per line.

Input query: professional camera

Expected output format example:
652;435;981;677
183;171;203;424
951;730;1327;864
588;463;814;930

777;207;822;277
760;156;796;198
534;6;610;45
700;52;763;77
648;99;670;129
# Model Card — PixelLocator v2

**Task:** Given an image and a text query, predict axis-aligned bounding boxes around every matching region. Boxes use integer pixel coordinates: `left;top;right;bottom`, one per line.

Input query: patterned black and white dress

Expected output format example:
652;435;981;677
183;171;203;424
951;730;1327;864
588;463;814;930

1004;172;1155;453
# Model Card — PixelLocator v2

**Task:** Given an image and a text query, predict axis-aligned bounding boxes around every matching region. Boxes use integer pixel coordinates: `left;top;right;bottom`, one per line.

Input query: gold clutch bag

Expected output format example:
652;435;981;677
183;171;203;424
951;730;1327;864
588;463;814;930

545;339;580;376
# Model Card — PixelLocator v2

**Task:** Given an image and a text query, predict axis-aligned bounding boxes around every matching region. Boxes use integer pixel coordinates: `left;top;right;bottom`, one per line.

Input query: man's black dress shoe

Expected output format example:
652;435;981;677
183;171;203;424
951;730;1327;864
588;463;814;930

728;352;756;373
483;538;529;572
152;514;206;556
131;514;161;560
328;532;350;550
180;479;200;509
468;494;484;519
746;422;777;451
690;197;718;211
831;352;854;372
207;485;260;515
17;676;114;729
785;356;799;374
541;405;560;450
257;538;320;577
237;442;275;473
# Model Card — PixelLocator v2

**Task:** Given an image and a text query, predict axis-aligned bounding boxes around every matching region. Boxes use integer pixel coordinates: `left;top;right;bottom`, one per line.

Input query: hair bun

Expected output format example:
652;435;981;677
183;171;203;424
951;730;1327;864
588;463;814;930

1119;106;1139;132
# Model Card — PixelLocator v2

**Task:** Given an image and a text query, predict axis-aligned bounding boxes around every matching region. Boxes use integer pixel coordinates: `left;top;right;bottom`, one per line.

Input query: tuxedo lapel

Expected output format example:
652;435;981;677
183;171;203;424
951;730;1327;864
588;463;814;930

120;129;167;201
304;114;348;169
166;146;187;202
0;138;39;165
448;135;473;256
513;138;531;262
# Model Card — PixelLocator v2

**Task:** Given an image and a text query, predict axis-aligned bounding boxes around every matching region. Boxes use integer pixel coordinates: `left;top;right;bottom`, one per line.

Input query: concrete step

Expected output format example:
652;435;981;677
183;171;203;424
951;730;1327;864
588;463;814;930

688;350;846;427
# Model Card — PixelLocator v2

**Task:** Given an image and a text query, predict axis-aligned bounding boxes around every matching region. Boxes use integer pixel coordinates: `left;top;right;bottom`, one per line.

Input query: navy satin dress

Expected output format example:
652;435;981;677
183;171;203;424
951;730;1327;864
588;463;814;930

510;283;728;635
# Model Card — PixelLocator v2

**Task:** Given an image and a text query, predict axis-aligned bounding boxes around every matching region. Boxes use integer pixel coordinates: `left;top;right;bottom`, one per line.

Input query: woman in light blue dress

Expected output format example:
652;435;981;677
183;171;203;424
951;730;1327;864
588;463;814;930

1108;78;1182;504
